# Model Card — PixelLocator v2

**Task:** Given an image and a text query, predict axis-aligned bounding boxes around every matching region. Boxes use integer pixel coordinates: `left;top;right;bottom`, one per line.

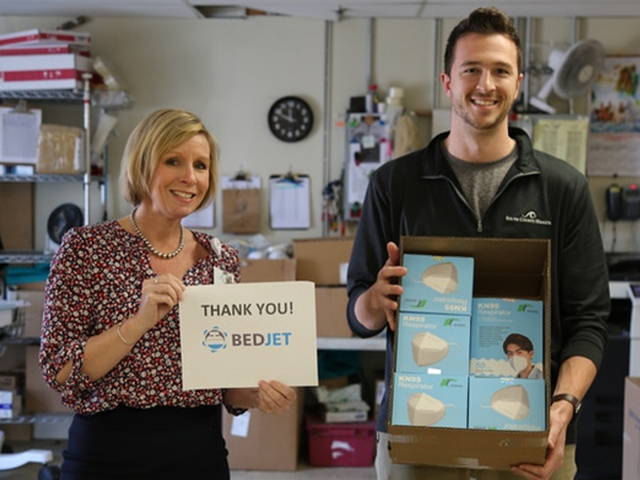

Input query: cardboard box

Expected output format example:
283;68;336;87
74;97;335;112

293;237;353;285
0;29;91;48
222;388;303;471
0;372;23;391
239;258;295;283
315;287;352;337
25;346;72;414
623;377;640;480
0;416;33;442
0;183;33;249
0;53;93;91
389;236;551;470
0;390;22;419
37;124;84;174
15;289;45;338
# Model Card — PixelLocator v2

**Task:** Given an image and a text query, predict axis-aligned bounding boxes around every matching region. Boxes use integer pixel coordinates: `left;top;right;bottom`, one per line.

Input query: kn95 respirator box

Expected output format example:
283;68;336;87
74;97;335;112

391;373;468;429
395;312;470;376
389;236;550;471
470;298;544;379
400;254;474;315
468;377;545;431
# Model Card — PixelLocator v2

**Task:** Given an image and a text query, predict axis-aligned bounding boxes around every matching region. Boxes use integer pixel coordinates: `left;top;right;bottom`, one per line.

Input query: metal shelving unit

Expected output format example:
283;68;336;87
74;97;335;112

0;75;121;265
0;251;52;264
0;174;97;183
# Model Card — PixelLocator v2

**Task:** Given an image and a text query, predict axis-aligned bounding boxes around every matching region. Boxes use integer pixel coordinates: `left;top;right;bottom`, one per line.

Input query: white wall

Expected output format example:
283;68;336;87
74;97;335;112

1;14;639;251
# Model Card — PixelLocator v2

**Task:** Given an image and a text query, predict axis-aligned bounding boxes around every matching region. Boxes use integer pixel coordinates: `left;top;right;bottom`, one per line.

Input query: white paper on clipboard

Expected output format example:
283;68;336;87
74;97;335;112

0;106;41;165
269;175;310;230
182;202;215;228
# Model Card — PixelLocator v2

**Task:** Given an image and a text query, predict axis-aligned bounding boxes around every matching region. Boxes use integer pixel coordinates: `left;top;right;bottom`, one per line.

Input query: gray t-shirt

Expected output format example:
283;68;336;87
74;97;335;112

444;143;517;222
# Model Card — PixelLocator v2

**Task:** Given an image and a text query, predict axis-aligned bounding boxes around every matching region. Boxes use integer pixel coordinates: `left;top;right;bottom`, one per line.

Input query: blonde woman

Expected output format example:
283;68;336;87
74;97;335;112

40;109;295;479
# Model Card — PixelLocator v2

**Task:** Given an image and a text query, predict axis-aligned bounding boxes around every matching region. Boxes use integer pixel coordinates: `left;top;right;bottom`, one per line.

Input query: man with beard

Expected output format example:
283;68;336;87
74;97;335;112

347;7;609;480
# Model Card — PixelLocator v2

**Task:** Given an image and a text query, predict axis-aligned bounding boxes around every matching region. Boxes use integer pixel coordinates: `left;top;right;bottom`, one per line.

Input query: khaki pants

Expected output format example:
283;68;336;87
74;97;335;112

375;432;577;480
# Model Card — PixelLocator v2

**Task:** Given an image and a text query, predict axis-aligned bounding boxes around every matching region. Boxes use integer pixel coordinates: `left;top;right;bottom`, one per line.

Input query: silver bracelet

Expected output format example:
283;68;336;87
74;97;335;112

116;322;134;346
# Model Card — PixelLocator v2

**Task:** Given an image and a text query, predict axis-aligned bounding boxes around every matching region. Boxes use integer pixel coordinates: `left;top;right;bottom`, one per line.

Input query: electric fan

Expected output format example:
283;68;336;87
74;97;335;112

45;203;83;252
530;39;606;114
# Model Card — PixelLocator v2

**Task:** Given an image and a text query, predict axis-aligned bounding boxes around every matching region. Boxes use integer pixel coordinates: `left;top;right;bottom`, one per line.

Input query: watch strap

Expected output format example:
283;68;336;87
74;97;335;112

551;393;581;415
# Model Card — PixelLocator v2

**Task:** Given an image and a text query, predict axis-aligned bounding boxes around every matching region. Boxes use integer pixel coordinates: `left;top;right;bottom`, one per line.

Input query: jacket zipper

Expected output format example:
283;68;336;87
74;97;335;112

424;170;540;233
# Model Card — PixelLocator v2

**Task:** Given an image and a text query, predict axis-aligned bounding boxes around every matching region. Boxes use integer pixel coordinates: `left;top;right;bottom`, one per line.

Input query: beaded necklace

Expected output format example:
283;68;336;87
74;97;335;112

130;207;184;259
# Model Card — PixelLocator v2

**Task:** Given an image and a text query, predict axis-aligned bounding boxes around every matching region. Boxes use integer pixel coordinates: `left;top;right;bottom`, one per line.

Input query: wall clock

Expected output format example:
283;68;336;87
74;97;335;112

268;96;313;142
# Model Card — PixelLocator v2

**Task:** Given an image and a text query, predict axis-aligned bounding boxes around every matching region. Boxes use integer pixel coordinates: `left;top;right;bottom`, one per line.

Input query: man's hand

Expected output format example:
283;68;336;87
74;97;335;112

224;380;297;414
255;380;297;414
355;241;407;331
511;400;573;479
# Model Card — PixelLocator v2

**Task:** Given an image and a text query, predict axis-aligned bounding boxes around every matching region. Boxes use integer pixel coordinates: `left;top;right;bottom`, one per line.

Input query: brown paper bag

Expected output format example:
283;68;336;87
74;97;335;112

222;188;260;233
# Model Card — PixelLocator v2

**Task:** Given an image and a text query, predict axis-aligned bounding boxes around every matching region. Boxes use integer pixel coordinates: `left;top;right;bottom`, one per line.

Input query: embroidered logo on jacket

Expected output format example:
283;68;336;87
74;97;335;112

505;210;552;226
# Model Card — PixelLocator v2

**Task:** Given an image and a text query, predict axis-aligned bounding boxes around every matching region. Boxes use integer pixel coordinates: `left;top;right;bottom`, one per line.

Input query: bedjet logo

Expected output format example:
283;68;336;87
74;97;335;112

202;328;293;353
202;327;228;353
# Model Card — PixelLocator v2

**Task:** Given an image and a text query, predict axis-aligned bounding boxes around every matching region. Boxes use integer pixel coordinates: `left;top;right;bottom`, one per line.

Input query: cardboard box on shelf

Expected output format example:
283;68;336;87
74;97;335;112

25;346;72;414
315;287;352;337
0;390;22;419
0;416;33;442
389;236;551;470
293;237;353;285
0;183;33;249
37;124;84;174
0;53;93;91
239;258;295;283
15;289;45;338
623;377;640;480
0;372;23;392
222;388;303;471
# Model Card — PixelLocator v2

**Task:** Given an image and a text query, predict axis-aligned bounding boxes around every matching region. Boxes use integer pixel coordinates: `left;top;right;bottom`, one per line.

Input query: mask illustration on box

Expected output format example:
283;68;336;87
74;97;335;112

509;355;529;375
420;262;459;294
411;332;449;366
490;385;530;420
407;392;446;426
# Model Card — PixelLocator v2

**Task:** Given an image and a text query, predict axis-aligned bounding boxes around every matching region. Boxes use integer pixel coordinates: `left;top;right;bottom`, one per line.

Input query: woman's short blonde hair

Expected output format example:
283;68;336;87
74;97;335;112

120;109;218;210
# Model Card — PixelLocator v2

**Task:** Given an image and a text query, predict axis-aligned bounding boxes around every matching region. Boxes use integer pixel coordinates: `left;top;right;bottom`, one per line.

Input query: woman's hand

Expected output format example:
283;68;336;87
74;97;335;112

224;380;297;414
135;274;185;331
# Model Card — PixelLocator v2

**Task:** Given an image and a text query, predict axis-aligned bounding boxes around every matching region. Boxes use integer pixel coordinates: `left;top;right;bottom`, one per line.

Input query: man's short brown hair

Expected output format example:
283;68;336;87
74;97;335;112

444;7;522;75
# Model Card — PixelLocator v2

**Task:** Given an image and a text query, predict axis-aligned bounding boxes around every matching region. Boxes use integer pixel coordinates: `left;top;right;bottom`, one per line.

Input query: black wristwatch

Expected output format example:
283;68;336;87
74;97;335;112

551;393;582;416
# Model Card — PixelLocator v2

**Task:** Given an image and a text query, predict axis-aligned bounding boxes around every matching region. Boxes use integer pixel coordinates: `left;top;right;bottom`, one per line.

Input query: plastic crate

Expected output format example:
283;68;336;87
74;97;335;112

305;416;375;467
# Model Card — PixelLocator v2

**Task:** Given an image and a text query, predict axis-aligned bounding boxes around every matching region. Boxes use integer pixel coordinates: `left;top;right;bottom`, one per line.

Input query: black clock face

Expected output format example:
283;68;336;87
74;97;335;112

268;96;313;142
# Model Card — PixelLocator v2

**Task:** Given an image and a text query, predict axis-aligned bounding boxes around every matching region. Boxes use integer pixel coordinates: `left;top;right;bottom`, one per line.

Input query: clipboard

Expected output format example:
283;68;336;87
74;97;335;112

221;171;261;234
268;172;310;230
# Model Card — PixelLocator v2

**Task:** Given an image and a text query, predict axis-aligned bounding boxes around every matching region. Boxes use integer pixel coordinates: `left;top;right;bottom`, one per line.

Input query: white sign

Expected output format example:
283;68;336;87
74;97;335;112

179;281;318;389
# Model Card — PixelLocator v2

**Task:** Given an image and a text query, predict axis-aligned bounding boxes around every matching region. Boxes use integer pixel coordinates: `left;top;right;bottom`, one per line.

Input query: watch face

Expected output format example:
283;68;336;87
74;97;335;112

268;96;313;142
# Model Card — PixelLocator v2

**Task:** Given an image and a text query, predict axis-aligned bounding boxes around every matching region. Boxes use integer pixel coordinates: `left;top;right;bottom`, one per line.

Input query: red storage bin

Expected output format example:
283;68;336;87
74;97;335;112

305;416;376;467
